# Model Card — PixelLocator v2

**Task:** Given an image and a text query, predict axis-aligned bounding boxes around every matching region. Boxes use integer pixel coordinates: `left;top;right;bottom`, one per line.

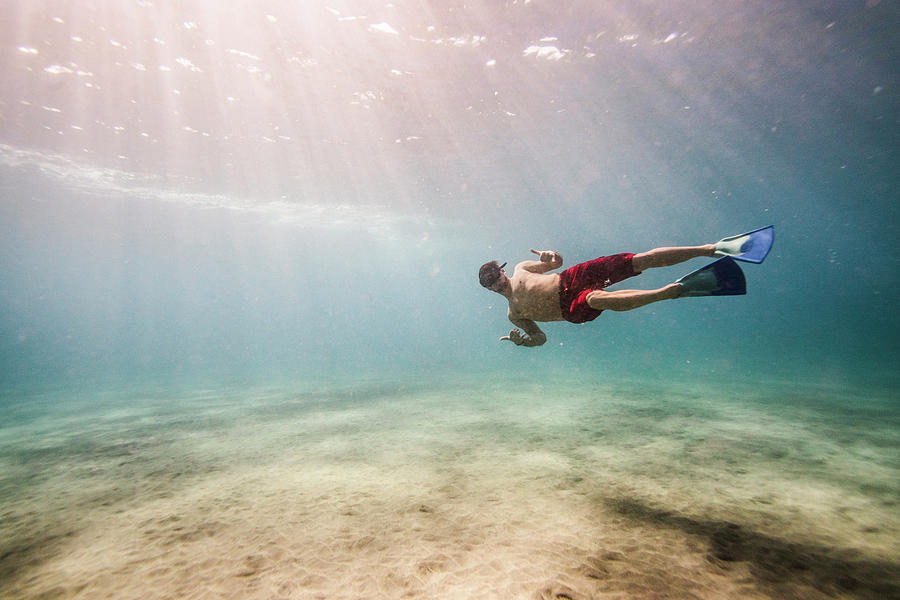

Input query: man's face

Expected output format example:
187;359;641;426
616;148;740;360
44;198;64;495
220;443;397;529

489;268;509;293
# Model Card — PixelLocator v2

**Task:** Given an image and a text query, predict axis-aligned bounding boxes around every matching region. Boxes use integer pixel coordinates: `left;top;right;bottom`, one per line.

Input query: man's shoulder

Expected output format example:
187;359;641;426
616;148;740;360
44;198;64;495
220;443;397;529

514;259;539;271
513;262;549;278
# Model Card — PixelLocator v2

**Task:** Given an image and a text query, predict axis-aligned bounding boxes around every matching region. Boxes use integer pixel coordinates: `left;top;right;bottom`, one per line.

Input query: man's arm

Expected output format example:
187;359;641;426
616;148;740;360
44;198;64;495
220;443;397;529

519;249;563;274
500;318;547;347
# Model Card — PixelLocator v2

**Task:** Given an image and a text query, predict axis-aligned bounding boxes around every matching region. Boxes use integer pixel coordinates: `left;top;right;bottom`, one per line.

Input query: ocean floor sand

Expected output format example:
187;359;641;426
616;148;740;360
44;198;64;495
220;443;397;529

1;377;898;599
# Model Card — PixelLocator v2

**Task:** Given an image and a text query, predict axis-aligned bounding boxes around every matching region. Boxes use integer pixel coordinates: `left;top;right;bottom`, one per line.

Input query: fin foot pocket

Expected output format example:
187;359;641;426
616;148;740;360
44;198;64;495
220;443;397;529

714;225;774;263
676;257;747;297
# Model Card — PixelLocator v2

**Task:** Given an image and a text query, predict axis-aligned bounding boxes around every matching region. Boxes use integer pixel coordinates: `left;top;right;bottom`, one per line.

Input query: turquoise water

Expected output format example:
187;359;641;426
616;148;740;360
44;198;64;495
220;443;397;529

1;1;898;598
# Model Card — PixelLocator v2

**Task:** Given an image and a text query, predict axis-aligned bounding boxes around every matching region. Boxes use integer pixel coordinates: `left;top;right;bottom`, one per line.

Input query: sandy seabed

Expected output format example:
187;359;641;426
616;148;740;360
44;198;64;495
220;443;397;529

1;377;898;599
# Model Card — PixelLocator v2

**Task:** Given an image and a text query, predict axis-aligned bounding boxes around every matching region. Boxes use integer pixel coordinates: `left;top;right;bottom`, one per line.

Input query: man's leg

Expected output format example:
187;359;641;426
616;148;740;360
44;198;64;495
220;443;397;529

586;284;682;312
631;244;715;272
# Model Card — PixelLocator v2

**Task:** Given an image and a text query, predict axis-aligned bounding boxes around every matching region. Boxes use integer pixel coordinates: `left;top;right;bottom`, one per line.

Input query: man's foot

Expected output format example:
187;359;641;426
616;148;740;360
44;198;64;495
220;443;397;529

715;235;751;257
713;226;774;264
674;258;747;297
666;283;684;299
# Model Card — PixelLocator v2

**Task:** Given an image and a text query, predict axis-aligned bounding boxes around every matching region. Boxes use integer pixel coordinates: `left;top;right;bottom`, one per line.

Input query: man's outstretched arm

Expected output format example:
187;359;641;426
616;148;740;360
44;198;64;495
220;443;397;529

500;318;547;347
518;249;563;274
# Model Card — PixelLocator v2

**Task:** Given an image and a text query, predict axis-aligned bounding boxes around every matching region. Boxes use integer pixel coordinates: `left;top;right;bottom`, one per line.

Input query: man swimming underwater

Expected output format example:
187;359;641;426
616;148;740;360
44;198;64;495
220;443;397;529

478;227;773;347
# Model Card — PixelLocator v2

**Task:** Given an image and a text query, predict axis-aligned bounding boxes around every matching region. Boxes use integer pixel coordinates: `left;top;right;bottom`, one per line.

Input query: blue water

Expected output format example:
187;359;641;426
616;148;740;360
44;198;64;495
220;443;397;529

1;1;898;598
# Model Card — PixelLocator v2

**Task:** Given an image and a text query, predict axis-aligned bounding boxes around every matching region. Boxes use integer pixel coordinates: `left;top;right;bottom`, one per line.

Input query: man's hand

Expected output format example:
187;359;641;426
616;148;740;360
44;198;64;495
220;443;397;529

499;328;526;345
530;249;561;264
500;320;547;348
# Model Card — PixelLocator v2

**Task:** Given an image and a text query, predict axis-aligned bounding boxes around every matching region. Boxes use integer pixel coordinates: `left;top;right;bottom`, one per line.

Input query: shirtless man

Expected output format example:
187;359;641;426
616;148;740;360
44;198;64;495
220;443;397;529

478;244;716;347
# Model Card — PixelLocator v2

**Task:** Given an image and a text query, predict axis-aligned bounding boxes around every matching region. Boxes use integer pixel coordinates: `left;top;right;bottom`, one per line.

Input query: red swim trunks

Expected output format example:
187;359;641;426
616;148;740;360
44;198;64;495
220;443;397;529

558;253;640;323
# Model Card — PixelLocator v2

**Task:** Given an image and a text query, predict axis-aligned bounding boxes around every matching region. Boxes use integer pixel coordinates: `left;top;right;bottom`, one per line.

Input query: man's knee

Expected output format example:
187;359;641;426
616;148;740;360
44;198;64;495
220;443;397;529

631;251;655;272
586;289;610;310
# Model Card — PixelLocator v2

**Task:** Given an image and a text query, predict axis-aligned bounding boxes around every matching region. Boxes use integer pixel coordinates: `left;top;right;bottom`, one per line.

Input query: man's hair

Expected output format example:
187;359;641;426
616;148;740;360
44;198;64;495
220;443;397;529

479;260;502;288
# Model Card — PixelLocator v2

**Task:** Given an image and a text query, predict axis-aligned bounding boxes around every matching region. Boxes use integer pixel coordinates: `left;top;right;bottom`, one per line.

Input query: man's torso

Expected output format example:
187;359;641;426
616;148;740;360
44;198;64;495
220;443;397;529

507;268;564;322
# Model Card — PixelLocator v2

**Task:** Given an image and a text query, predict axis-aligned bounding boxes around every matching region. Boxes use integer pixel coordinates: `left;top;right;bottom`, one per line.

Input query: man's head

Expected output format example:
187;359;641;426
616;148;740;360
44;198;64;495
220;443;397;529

479;260;508;290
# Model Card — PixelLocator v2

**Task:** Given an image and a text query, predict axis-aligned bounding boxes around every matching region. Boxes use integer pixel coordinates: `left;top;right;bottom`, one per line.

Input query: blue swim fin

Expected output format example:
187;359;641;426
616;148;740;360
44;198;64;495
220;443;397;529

676;257;747;297
714;225;774;263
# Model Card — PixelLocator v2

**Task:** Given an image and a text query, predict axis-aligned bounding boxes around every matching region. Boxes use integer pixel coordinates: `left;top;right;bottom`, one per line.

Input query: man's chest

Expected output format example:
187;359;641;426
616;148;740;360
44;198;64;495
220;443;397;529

508;276;561;317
